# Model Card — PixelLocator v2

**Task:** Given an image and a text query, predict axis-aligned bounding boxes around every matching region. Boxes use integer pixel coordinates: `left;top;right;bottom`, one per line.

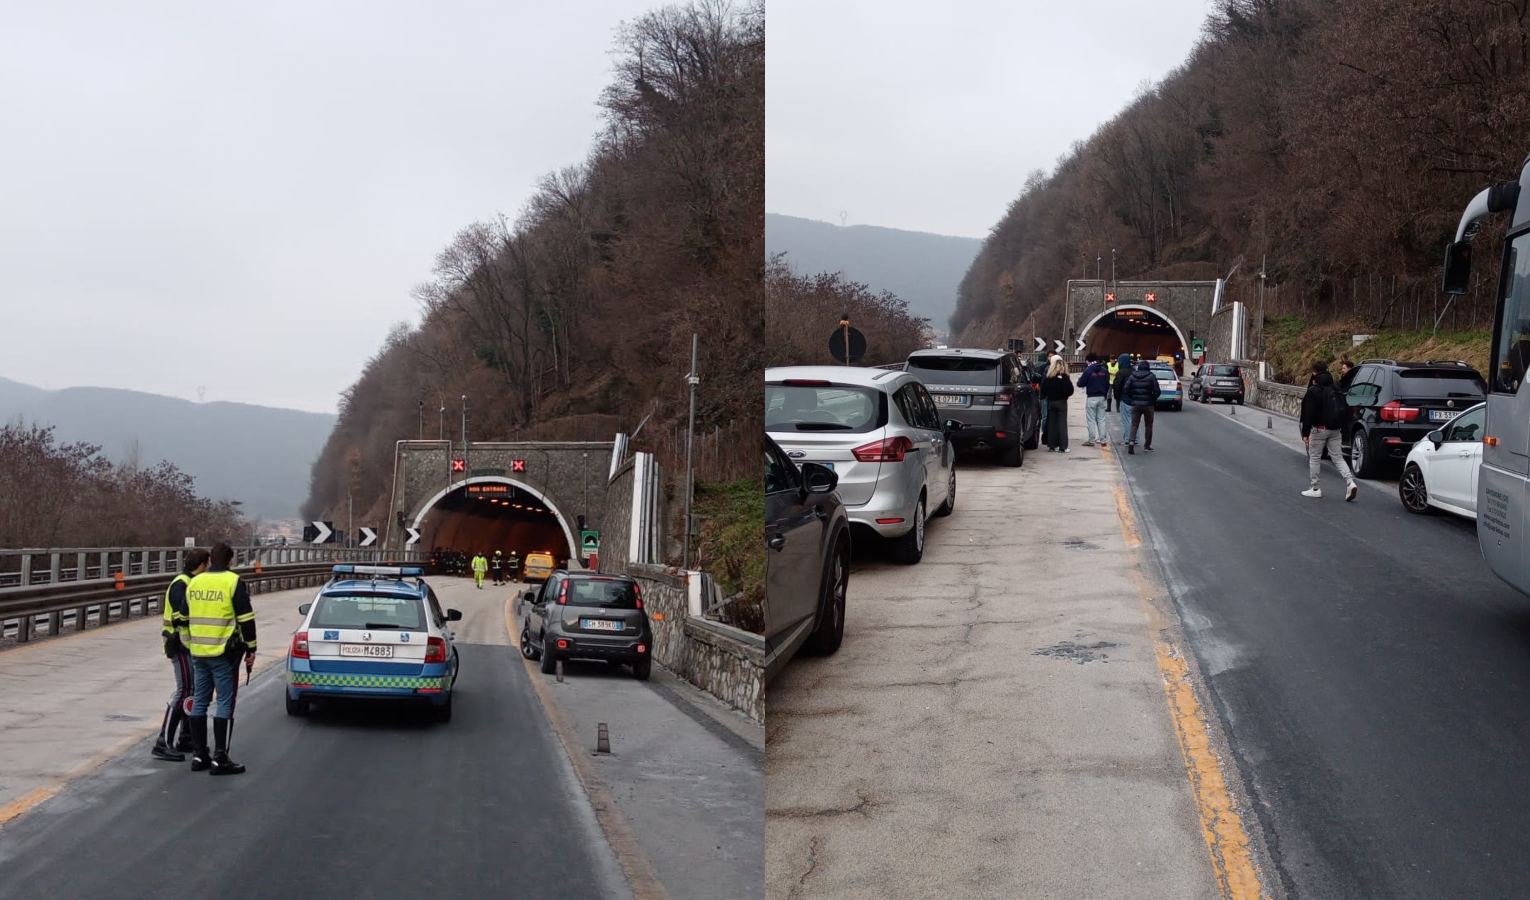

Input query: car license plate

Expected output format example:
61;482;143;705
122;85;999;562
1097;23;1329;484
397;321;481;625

812;462;835;470
933;394;970;406
341;644;393;658
1429;410;1460;421
581;619;622;631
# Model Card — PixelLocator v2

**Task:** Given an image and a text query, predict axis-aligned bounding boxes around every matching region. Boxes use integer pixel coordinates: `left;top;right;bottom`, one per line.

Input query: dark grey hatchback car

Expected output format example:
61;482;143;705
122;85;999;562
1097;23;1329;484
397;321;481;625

520;572;654;680
765;434;850;685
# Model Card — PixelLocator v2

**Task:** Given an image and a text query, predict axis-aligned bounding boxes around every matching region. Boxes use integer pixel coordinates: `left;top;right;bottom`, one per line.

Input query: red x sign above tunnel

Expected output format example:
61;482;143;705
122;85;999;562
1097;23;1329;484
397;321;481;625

451;459;465;472
1105;292;1116;303
512;459;526;473
1145;292;1158;303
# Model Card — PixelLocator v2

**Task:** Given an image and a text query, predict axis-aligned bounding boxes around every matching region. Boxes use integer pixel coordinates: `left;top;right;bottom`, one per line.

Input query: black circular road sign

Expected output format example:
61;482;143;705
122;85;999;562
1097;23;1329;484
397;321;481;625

829;326;867;363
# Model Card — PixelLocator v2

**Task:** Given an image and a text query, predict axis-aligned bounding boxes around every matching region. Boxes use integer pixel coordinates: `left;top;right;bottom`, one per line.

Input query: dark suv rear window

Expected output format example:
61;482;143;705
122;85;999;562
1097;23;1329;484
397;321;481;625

311;594;426;630
766;383;884;433
566;579;639;609
1393;370;1486;399
907;356;1000;386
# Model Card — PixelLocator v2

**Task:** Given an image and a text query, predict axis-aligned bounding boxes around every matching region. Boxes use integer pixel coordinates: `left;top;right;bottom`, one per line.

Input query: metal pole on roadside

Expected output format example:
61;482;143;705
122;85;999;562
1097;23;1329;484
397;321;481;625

840;315;851;367
1258;255;1267;359
683;334;699;570
461;395;468;486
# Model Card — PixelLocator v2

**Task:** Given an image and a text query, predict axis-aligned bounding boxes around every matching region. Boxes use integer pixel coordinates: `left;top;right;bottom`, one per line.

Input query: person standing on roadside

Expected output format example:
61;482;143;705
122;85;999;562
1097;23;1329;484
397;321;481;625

151;548;209;762
185;541;255;776
507;550;521;584
471;551;488;589
1040;358;1075;452
491;550;504;586
1076;353;1112;447
1123;360;1161;454
1105;355;1120;412
1113;353;1133;442
1300;360;1358;501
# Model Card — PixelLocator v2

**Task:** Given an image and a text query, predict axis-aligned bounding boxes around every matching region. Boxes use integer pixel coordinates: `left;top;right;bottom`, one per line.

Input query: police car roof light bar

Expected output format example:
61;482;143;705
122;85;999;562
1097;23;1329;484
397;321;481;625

331;565;424;578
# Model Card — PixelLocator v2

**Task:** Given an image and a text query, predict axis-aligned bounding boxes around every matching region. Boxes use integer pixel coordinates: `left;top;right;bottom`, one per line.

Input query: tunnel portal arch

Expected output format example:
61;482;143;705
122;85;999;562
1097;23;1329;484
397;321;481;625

412;476;579;562
1079;304;1191;366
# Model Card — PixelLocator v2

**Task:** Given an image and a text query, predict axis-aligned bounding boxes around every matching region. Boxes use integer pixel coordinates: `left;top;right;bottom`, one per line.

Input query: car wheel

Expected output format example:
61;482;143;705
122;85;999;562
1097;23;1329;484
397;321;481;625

1400;463;1433;515
520;625;541;660
285;694;308;717
934;465;956;516
1350;429;1378;479
433;692;453;723
1022;421;1040;450
1002;434;1024;467
890;496;926;565
539;638;557;674
1235;397;1244;405
631;658;652;681
1173;402;1183;411
804;533;849;656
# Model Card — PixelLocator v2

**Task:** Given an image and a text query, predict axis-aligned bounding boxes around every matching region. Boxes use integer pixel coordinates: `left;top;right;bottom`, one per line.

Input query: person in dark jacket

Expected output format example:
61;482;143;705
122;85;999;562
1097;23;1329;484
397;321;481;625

1076;353;1112;447
152;548;209;761
1300;360;1357;500
1123;360;1161;454
1040;358;1074;452
1112;353;1133;443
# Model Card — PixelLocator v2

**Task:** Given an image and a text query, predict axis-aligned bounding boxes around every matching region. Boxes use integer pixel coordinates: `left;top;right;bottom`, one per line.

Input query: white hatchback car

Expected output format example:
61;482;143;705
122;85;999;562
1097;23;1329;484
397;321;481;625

1398;401;1484;519
766;365;958;564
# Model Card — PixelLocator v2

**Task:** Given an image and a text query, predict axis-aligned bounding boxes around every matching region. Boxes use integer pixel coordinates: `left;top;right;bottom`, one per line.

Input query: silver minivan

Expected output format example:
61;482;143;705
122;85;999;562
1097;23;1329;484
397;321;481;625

765;365;958;564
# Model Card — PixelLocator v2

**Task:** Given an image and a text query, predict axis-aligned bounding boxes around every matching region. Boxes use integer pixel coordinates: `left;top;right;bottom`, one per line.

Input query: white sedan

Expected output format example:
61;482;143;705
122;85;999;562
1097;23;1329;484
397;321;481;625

1398;402;1484;519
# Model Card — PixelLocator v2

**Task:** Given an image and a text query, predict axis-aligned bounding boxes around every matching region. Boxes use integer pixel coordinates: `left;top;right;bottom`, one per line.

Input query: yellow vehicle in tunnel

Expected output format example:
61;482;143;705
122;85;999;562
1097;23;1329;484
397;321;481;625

523;551;556;584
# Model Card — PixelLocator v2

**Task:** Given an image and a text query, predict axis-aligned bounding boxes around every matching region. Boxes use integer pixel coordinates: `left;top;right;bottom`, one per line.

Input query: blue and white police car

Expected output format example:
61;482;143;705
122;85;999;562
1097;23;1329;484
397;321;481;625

285;565;462;722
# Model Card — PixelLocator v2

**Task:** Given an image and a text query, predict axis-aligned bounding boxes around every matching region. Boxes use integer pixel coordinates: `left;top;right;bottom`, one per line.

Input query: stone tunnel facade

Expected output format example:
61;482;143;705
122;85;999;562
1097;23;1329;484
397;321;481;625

1064;280;1220;353
389;441;617;555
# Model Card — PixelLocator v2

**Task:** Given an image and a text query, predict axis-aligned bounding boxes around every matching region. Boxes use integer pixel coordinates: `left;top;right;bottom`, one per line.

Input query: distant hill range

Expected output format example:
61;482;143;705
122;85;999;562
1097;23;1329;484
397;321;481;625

0;376;333;522
765;213;983;337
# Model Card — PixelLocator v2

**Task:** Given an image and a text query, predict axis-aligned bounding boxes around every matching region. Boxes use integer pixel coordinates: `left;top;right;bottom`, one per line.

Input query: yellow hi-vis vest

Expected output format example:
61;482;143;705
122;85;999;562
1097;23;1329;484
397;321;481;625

1107;361;1120;378
162;573;191;640
186;570;244;657
472;555;488;574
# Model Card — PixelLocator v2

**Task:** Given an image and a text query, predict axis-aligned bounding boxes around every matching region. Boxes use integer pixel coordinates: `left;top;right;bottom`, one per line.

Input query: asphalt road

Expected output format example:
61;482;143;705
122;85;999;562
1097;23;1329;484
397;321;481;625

0;640;630;898
1118;400;1530;899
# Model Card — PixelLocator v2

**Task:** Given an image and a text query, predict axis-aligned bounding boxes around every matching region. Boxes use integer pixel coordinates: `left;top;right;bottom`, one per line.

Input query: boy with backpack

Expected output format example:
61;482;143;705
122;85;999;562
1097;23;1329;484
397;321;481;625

1300;360;1357;500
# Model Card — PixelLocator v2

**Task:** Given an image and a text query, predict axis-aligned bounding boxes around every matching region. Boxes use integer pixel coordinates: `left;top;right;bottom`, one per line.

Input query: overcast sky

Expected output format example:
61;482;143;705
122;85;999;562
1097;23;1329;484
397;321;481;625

767;0;1214;239
0;1;654;414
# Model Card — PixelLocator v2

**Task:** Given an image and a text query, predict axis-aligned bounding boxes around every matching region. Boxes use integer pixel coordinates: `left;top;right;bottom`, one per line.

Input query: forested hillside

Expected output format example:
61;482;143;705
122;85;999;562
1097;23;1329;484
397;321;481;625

954;0;1530;346
304;1;763;533
765;255;929;368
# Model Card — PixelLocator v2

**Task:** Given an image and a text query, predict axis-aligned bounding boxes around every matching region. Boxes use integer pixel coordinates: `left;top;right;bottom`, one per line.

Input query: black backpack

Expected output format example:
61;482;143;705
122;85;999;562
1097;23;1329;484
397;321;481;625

1322;385;1349;425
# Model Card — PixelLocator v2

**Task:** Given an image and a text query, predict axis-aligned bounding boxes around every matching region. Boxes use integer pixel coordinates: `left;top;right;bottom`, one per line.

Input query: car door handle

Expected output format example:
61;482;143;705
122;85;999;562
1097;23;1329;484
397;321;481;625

768;534;786;551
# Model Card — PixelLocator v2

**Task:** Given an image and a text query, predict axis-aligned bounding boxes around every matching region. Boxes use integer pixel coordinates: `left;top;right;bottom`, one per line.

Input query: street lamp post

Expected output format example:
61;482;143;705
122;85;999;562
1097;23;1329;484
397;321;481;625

460;395;468;482
1096;255;1101;281
1258;255;1267;359
1111;249;1116;292
683;334;699;571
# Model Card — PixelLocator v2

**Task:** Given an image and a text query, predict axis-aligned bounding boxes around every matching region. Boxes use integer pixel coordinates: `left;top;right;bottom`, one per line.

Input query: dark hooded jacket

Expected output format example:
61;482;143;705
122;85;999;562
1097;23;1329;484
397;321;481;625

1300;370;1348;437
1112;354;1133;401
1123;363;1162;406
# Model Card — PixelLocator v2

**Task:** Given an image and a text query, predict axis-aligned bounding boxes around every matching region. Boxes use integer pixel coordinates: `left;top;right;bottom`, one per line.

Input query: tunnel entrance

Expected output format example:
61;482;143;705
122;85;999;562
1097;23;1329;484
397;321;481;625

1081;306;1189;374
414;478;575;575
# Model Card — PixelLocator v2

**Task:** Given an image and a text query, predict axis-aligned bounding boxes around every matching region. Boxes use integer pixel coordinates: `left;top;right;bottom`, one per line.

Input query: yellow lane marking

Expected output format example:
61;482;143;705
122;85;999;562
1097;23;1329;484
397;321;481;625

505;597;669;900
1111;483;1267;900
0;646;291;830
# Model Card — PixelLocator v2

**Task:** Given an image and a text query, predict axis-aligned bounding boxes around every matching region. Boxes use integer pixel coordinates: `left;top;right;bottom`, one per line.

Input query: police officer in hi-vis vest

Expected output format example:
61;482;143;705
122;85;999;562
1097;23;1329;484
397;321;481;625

152;548;209;762
185;541;256;775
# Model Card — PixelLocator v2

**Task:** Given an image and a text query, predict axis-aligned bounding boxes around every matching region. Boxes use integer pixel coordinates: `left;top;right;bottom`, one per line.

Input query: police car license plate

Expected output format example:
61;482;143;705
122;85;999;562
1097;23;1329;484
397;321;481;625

581;619;622;631
341;644;393;658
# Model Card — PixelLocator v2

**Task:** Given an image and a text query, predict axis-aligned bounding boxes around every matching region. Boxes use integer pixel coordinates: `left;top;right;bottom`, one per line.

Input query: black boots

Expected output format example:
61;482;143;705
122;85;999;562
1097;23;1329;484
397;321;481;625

172;707;195;754
209;717;245;776
188;715;212;771
151;704;185;762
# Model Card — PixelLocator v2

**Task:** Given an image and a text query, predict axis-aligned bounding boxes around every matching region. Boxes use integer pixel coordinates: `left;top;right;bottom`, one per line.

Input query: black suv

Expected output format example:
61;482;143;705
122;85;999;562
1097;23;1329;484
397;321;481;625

904;348;1041;467
1339;359;1487;478
1189;363;1246;404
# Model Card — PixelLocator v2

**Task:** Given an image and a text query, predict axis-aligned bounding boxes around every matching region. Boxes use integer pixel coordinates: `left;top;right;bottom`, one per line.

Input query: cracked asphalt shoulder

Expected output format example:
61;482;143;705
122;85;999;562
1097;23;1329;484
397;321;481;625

765;396;1225;900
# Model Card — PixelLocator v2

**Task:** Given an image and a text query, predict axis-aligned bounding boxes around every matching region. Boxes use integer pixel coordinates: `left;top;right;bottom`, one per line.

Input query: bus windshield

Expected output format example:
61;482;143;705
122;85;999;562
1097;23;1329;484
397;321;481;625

1493;232;1530;394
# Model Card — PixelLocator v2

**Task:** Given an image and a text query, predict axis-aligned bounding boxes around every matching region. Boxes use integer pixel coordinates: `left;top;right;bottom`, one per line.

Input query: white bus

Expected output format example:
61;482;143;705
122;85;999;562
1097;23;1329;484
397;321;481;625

1443;155;1530;591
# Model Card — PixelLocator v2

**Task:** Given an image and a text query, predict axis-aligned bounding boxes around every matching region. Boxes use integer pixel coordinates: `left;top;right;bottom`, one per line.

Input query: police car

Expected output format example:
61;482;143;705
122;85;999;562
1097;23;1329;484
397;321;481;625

285;565;462;722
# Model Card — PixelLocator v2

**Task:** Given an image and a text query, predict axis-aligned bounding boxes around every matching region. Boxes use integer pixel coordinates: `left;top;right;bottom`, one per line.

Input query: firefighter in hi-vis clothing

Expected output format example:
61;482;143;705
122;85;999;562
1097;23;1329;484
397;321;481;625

507;550;521;583
472;551;488;588
185;541;256;776
491;550;504;586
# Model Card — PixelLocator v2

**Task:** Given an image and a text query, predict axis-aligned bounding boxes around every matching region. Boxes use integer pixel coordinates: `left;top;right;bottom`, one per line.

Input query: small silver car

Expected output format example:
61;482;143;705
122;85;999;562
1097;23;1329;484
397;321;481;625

765;365;959;565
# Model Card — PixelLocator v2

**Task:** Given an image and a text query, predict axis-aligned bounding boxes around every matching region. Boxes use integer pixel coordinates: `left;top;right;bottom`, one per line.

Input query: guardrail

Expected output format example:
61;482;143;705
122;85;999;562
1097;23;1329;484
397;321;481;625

0;546;427;645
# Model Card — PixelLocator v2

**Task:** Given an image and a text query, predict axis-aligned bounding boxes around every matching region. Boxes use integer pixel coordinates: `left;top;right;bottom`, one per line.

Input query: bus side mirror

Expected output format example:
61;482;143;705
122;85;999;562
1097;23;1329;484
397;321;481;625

1442;241;1472;295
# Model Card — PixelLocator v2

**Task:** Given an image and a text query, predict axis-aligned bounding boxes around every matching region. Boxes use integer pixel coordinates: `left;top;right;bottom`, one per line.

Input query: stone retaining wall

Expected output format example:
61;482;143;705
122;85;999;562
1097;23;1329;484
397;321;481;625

626;563;764;723
1234;358;1306;418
